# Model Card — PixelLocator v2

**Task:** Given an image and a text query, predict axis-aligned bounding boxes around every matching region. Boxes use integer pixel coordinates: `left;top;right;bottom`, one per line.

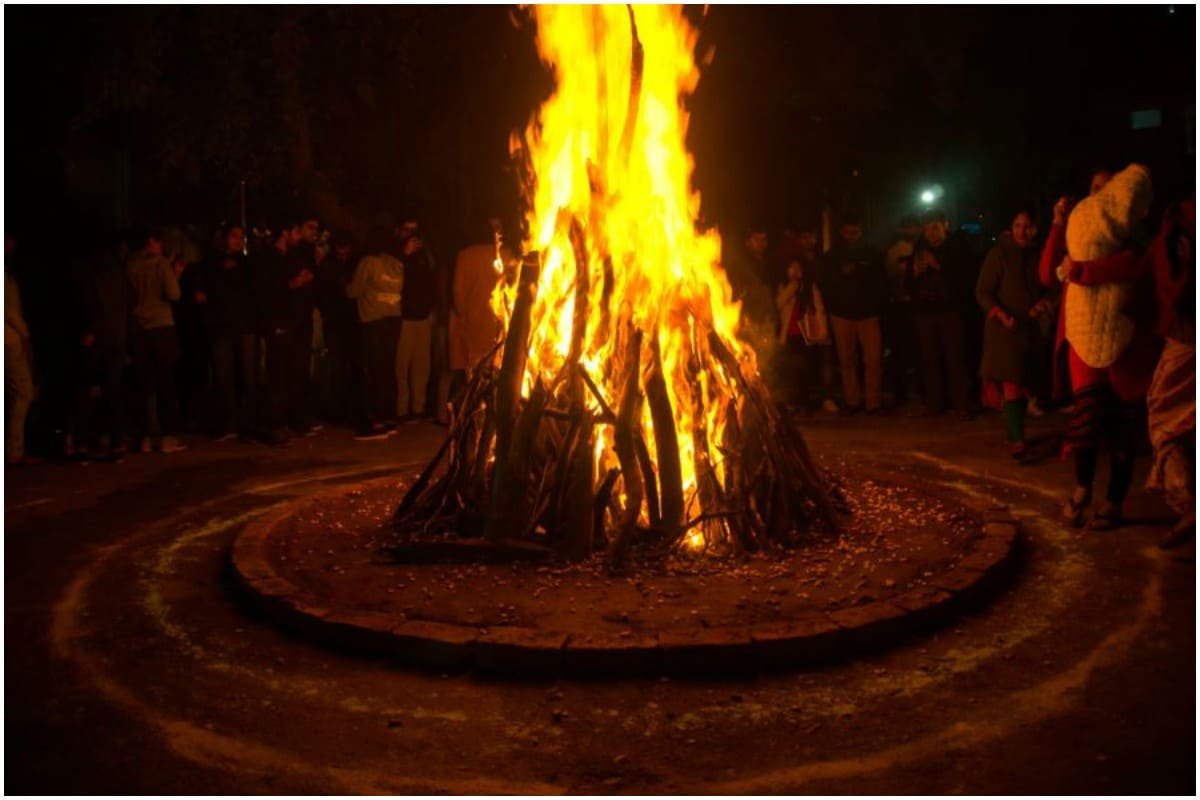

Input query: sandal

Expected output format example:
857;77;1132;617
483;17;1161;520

1160;512;1195;550
1086;501;1123;532
1063;491;1091;528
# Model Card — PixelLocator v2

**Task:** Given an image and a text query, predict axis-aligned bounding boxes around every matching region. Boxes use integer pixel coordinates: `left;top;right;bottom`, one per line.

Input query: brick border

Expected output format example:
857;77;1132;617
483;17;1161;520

229;478;1021;678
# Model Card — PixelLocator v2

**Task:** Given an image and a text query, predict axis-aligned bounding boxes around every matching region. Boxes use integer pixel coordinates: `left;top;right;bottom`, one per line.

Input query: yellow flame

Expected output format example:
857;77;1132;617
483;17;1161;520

496;5;749;528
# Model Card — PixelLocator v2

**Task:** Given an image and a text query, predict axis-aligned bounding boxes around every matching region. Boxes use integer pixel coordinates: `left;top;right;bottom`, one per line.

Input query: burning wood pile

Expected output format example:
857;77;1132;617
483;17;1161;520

393;5;839;566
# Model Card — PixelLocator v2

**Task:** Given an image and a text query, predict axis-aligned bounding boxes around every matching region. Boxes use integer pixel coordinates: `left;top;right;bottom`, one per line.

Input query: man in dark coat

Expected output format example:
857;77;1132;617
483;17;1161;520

906;209;977;417
819;212;888;413
70;238;131;459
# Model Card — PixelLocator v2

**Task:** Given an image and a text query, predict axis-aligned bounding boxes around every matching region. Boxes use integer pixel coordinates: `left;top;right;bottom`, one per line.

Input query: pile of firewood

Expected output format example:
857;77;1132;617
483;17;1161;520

392;246;841;568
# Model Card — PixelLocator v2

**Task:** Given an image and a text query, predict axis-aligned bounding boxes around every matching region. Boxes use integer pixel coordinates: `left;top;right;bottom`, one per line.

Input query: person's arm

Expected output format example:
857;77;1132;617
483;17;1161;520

775;282;797;312
1039;224;1067;289
346;257;367;299
1066;249;1144;286
162;259;182;302
975;247;1012;326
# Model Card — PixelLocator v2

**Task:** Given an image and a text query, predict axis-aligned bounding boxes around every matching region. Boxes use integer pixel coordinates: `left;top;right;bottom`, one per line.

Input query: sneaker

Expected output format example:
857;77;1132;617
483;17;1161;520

157;436;188;453
214;432;238;443
821;398;840;414
1027;398;1045;417
354;425;392;441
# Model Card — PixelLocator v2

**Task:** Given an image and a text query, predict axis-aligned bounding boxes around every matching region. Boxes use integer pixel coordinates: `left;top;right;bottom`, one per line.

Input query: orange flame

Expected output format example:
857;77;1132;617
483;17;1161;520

495;5;749;544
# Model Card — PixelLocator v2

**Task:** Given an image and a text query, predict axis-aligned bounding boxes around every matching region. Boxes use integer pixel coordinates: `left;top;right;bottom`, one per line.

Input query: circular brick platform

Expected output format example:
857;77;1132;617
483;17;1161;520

230;475;1020;678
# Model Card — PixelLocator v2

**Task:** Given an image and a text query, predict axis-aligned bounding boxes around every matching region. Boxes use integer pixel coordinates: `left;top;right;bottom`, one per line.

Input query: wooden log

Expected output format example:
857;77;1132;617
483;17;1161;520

606;329;645;567
645;332;684;535
593;467;620;546
706;330;839;532
561;417;596;561
633;432;661;528
485;252;541;541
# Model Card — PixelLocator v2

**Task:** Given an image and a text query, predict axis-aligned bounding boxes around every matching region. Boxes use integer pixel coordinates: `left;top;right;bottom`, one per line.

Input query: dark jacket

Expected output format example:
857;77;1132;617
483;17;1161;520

73;249;131;353
250;247;294;331
401;249;437;320
818;243;887;320
315;253;360;333
975;233;1045;382
197;251;254;336
906;232;977;315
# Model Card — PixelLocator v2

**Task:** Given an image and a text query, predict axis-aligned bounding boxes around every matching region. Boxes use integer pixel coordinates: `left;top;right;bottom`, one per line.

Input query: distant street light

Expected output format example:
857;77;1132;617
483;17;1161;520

919;185;944;206
920;190;936;205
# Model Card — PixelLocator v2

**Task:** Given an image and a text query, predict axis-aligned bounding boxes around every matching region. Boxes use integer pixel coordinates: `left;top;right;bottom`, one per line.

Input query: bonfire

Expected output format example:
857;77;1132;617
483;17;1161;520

394;5;839;566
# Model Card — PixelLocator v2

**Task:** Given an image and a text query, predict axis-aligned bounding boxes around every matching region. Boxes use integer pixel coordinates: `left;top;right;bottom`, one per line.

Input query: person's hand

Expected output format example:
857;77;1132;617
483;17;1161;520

1053;196;1072;227
999;311;1016;330
403;237;422;257
81;332;95;348
195;291;208;304
172;258;187;277
1028;298;1050;318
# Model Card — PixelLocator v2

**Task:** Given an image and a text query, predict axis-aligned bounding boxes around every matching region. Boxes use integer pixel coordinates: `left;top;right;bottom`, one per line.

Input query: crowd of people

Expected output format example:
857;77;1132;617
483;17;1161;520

729;165;1194;548
4;164;1194;548
4;215;505;463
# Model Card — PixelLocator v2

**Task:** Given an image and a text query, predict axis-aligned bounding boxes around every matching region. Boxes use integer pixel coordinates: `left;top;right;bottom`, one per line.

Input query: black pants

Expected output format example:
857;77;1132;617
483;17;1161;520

131;326;180;439
210;332;258;436
71;346;125;448
288;318;314;430
884;301;919;405
915;311;969;414
362;317;399;426
774;335;828;410
324;317;366;428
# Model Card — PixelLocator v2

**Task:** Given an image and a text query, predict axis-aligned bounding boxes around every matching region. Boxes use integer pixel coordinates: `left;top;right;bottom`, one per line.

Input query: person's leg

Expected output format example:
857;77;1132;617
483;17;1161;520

830;316;861;410
130;329;160;443
409;316;433;416
386;317;402;423
1064;354;1107;523
153;327;181;438
210;334;236;436
1104;400;1141;509
6;342;34;463
1001;380;1028;451
288;320;313;430
861;316;883;412
263;329;292;437
941;311;970;414
102;350;125;453
236;334;258;436
396;321;414;418
915;314;943;413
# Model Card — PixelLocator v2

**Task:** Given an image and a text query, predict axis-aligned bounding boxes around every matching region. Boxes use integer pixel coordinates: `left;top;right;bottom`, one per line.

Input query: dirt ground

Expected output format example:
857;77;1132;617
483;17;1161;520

5;412;1195;794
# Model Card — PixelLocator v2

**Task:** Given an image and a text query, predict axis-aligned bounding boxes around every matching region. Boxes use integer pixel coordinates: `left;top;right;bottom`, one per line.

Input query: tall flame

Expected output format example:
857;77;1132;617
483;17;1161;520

495;5;748;532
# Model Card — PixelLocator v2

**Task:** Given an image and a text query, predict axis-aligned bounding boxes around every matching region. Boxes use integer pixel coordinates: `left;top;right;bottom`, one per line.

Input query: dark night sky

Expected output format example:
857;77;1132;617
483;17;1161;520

4;4;1196;255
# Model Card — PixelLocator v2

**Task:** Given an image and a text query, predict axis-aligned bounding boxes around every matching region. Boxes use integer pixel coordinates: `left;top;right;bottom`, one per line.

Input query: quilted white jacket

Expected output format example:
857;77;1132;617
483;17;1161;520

1062;164;1152;368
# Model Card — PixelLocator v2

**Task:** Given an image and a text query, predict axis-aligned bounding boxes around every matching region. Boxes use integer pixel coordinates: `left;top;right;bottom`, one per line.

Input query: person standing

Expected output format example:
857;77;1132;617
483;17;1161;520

906;210;975;418
6;236;38;466
450;225;504;385
314;230;362;426
127;228;186;453
197;224;257;441
1041;164;1161;530
285;216;320;435
69;236;131;460
819;212;887;414
1145;197;1195;549
884;216;922;408
347;226;403;439
252;220;313;444
775;256;832;414
395;221;436;421
975;210;1051;459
